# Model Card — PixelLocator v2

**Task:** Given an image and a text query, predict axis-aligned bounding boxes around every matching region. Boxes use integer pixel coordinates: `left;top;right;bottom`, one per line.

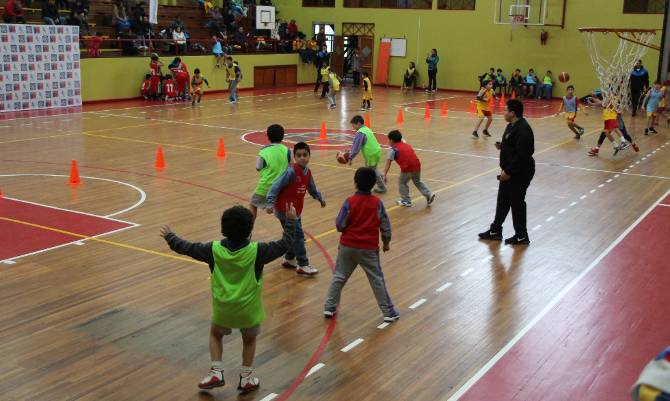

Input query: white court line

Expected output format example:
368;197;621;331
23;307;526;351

606;179;613;183
642;157;647;160
444;187;670;401
341;338;364;353
623;169;629;172
409;298;427;309
377;322;390;330
305;363;325;378
460;268;475;277
3;260;16;265
74;241;85;246
412;147;499;160
589;189;596;194
259;393;278;401
532;224;542;231
598;184;605;188
614;174;620;178
545;216;555;222
557;208;566;214
569;202;578;207
436;282;453;293
481;255;493;263
0;174;146;218
430;260;449;270
580;195;587;200
629;165;635;168
659;204;670;208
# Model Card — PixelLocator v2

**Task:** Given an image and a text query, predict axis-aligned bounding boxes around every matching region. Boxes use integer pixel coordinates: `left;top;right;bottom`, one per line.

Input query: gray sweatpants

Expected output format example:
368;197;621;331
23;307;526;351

324;245;395;316
327;87;336;106
399;171;432;202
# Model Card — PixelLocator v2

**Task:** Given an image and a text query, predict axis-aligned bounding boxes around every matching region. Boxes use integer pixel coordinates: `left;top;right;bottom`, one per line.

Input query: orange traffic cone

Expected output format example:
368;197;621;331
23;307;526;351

155;145;166;170
499;93;506;107
489;96;495;108
319;121;327;140
69;160;81;184
364;113;371;128
396;108;404;125
424;103;431;119
216;137;226;158
511;90;517;99
469;100;476;113
440;101;448;117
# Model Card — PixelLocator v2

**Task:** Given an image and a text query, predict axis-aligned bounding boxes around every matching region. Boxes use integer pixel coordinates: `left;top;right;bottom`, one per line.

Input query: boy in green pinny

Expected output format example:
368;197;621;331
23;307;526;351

347;115;387;193
249;124;292;220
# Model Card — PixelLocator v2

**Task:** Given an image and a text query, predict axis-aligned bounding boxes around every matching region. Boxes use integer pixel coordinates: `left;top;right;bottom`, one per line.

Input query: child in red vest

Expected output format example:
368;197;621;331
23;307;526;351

382;130;436;208
324;167;399;323
141;74;151;99
149;53;163;99
163;74;177;101
266;142;325;276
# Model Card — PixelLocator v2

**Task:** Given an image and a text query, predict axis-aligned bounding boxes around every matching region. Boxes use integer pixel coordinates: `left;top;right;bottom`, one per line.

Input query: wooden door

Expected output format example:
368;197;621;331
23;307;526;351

254;67;275;89
359;35;374;82
331;36;345;77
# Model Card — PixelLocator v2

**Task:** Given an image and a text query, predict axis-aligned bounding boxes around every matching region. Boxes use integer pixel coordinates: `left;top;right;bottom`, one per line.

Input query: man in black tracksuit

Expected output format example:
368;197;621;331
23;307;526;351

479;99;535;245
630;59;649;117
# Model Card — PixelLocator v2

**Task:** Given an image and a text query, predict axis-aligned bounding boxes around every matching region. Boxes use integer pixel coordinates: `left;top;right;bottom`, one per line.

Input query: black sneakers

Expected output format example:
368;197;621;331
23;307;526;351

483;129;491;137
504;235;530;245
478;229;502;241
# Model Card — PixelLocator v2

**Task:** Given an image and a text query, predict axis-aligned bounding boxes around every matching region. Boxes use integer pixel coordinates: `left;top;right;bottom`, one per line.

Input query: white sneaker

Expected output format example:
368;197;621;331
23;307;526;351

296;265;319;276
198;368;225;389
281;258;297;269
238;374;260;394
359;107;367;111
397;199;412;207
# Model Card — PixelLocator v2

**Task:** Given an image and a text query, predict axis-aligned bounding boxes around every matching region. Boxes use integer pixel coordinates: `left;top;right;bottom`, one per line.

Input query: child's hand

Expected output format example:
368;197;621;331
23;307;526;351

320;200;326;208
266;207;274;214
495;141;502;150
160;225;173;238
383;175;388;184
382;243;390;252
285;203;298;220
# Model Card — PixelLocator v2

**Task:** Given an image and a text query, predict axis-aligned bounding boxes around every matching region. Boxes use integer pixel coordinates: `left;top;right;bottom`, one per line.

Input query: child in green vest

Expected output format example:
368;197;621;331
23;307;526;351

250;124;291;220
347;115;387;193
161;204;298;393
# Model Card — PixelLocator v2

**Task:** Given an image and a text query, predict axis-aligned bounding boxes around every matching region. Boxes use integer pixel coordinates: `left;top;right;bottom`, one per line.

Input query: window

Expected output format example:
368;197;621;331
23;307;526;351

303;0;335;6
343;0;432;9
313;23;335;53
623;0;665;13
438;0;475;10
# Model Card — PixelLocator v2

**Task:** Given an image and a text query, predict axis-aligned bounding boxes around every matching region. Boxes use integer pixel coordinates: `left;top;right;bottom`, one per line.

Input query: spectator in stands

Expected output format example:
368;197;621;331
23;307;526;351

136;15;152;52
230;0;245;17
508;68;522;96
70;0;91;35
316;27;326;48
287;19;298;39
223;7;235;33
3;0;25;24
173;26;187;55
42;0;62;25
112;0;131;33
131;1;146;31
234;26;248;52
350;48;361;86
313;44;328;93
171;16;185;33
538;70;554;99
205;7;223;33
523;68;538;98
87;32;103;57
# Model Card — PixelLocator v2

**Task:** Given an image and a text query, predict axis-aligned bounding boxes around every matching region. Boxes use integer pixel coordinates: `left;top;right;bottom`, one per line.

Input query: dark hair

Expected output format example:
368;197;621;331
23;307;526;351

354;167;377;192
431;48;437;55
174;57;181;63
267;124;285;143
387;130;402;143
529;68;534;72
221;206;254;242
293;141;310;155
506;99;524;118
145;73;151;79
654;80;661;85
497;68;502;72
515;68;521;72
567;84;575;90
226;56;233;61
489;67;495;71
350;115;364;125
194;68;200;74
362;71;369;77
546;70;552;73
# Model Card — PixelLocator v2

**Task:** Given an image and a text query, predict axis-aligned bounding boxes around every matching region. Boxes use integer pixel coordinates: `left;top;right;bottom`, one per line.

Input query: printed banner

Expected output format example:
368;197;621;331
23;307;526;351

0;24;82;113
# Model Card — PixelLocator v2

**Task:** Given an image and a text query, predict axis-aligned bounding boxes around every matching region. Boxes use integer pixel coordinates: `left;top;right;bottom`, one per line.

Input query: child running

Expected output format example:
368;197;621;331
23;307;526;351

348;115;387;193
361;71;372;110
324;167;399;323
266;142;326;276
161;204;297;394
225;56;242;104
191;68;210;106
250;124;291;220
558;85;586;139
326;69;341;109
472;80;494;138
587;95;637;156
643;81;664;135
382;130;436;207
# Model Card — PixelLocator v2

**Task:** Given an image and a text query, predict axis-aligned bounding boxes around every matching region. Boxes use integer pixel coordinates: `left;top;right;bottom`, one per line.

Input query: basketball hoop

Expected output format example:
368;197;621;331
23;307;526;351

579;27;658;113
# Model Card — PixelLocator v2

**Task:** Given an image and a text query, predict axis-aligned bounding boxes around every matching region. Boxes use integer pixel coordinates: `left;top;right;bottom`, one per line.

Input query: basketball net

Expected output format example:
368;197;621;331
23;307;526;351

580;29;656;113
509;14;525;40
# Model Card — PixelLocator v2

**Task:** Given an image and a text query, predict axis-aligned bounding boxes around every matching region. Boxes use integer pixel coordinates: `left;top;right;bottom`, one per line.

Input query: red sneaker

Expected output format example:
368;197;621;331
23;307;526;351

588;147;599;157
198;369;225;389
238;374;260;394
632;143;640;152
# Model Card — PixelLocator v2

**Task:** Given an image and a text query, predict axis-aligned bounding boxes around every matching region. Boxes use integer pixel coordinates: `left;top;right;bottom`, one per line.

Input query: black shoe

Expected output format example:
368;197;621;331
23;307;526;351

478;229;502;241
472;131;479;138
483;129;491;137
504;235;530;245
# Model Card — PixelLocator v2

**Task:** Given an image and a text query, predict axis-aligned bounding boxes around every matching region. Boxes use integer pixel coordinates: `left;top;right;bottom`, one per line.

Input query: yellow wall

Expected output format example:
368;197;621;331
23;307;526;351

274;0;663;96
81;53;315;101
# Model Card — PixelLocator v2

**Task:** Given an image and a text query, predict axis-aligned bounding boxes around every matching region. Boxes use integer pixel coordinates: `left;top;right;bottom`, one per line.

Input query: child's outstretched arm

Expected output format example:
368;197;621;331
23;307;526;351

256;204;297;266
382;154;393;183
307;174;326;207
161;225;215;269
204;78;210;87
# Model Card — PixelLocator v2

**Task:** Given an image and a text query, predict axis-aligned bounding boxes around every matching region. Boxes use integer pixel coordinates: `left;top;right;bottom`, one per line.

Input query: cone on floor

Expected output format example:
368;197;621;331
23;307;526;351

424;103;431;119
216;137;226;158
440;101;448;117
511;90;517;99
155;145;166;170
69;160;81;184
469;100;476;113
364;113;371;128
499;93;506;107
319;121;327;140
488;95;495;108
396;108;404;125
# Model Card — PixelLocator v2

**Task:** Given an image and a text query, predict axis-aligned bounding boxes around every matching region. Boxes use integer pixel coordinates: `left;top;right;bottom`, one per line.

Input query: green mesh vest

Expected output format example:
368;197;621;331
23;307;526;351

210;241;265;328
255;144;289;196
359;126;381;167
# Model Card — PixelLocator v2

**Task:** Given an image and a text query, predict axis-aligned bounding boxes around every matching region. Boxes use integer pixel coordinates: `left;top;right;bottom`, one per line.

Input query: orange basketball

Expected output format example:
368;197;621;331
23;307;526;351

336;151;350;164
559;72;570;83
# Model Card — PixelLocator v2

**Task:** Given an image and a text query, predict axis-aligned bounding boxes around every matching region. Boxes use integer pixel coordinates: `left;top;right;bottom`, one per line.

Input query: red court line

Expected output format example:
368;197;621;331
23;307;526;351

403;95;561;118
0;197;134;261
456;193;670;401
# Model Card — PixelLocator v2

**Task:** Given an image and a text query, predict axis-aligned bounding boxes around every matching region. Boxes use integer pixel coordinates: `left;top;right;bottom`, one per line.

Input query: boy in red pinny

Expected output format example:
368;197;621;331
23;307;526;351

149;53;163;99
141;74;151;99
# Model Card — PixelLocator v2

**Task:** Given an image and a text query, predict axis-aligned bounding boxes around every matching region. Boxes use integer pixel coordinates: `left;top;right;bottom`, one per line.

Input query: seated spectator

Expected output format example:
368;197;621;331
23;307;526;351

70;0;91;35
495;68;507;96
479;67;495;88
112;0;131;33
508;68;522;96
538;70;554;99
136;15;152;52
230;0;245;17
203;0;214;14
173;26;187;54
287;19;298;39
119;30;139;56
402;62;417;90
223;8;235;33
3;0;26;24
130;1;146;31
307;35;318;51
171;16;185;33
523;68;538;98
87;32;103;57
234;26;248;51
42;0;62;25
205;7;222;32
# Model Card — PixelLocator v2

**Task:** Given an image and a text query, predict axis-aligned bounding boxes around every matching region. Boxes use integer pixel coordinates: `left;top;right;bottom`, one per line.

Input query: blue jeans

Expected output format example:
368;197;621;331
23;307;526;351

538;84;553;99
228;79;238;102
276;212;308;266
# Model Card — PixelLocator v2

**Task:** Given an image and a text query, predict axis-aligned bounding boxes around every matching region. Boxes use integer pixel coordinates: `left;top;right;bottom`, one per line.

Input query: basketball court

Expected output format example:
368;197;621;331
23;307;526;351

2;0;670;400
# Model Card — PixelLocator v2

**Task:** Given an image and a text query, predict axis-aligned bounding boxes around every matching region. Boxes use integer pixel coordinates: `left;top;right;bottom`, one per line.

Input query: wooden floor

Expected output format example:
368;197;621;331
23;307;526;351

1;87;669;401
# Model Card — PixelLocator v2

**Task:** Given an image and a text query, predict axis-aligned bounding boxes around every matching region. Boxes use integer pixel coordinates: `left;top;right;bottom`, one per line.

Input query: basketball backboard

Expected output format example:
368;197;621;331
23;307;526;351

493;0;567;28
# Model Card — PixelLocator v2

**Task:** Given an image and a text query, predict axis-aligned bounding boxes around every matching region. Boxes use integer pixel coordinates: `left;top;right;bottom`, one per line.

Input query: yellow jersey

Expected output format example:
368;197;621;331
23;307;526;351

603;108;617;121
477;88;493;111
